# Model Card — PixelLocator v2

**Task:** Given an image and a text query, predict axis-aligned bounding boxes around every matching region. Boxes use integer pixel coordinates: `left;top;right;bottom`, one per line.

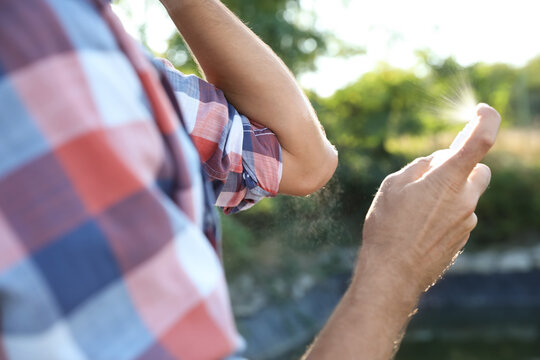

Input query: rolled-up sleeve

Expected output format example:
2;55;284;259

153;58;282;214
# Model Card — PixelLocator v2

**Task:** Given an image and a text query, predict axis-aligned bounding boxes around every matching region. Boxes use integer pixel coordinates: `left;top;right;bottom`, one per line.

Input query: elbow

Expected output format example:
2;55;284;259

289;144;338;196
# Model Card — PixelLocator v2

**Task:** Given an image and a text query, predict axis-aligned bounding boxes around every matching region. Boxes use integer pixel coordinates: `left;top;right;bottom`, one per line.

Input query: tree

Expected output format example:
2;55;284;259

164;0;359;75
521;56;540;124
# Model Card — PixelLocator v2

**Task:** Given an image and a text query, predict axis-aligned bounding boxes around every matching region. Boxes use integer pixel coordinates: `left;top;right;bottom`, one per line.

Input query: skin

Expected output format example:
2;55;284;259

304;103;500;359
156;1;501;358
159;0;338;196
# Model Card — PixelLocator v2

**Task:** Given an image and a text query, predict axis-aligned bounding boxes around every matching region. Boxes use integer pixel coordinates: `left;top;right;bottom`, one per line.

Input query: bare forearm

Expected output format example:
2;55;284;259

306;105;501;359
303;252;421;360
161;0;337;195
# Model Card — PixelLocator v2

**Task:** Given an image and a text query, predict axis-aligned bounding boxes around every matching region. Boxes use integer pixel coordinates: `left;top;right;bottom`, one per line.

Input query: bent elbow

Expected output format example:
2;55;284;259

288;144;338;196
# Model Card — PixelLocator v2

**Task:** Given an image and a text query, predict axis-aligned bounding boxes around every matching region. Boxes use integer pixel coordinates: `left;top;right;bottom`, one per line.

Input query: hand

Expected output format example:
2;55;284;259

358;103;501;295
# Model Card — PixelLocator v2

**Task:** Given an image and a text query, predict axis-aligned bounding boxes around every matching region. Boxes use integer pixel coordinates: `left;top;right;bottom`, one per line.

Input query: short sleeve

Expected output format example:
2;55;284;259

153;58;282;214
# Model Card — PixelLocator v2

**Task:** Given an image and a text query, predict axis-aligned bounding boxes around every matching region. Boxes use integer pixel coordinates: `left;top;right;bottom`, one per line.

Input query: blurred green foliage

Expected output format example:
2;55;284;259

475;164;540;246
166;0;361;75
224;54;540;277
115;0;540;277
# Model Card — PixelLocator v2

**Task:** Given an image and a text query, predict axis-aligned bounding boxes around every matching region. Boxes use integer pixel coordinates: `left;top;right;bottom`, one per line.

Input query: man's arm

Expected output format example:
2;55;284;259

159;0;338;196
303;104;501;359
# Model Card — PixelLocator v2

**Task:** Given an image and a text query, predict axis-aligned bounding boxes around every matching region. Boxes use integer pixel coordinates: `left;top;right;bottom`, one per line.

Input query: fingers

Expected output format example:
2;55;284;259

448;214;477;255
393;156;434;183
457;214;477;248
467;163;492;196
464;212;478;233
432;103;500;185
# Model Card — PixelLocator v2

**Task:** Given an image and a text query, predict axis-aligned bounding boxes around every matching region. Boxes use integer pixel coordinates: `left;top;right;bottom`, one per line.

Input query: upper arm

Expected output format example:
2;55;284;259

153;58;282;213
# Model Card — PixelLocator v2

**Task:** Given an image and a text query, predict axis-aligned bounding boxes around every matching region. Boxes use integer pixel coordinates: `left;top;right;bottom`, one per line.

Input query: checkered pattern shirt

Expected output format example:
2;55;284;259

0;0;281;359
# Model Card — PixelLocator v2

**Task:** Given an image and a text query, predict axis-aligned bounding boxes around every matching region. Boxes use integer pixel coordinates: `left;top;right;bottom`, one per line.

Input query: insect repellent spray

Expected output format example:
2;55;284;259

449;117;478;151
430;112;478;168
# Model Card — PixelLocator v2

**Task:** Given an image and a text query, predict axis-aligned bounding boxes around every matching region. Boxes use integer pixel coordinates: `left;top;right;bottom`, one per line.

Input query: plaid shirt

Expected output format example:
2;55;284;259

0;0;281;359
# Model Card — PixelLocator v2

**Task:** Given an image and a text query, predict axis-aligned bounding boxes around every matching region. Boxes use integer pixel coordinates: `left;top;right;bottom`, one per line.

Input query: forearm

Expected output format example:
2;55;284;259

303;251;421;360
161;0;337;195
306;104;501;359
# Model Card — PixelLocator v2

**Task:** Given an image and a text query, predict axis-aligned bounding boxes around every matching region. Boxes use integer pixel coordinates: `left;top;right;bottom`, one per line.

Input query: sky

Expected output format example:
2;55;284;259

112;0;540;97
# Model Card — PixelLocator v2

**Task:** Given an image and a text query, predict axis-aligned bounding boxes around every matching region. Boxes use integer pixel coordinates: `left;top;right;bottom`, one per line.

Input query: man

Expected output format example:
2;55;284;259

0;0;499;360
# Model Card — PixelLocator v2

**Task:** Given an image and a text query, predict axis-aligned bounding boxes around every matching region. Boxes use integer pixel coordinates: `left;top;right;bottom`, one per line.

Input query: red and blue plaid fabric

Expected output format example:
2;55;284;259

0;0;281;359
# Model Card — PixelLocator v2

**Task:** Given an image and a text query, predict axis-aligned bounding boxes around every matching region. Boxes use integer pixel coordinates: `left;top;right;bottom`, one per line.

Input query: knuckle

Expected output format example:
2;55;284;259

466;214;478;232
462;197;478;217
381;173;397;188
430;164;465;193
413;156;432;167
482;165;492;182
425;171;459;195
477;163;491;176
476;103;493;117
477;103;501;123
478;166;492;185
440;174;463;194
448;180;464;194
466;202;478;216
479;132;495;149
470;164;492;193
